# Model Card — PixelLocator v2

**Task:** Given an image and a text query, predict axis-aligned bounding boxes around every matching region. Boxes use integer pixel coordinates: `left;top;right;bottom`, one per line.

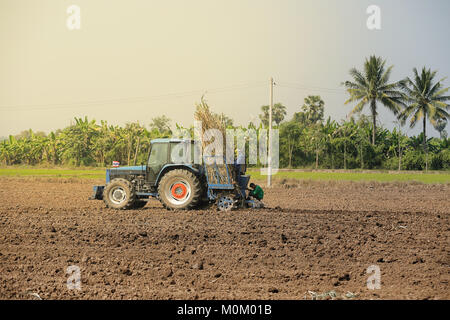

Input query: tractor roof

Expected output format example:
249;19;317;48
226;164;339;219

150;138;194;144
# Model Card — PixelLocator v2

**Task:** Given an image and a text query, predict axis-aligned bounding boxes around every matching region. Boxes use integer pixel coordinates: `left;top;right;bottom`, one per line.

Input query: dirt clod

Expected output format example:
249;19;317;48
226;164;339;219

192;261;204;270
163;268;173;278
122;269;132;276
338;274;350;282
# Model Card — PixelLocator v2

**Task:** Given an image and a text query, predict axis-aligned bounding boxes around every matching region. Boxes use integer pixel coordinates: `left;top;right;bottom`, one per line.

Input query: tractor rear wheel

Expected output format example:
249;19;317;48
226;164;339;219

158;169;201;210
103;178;136;210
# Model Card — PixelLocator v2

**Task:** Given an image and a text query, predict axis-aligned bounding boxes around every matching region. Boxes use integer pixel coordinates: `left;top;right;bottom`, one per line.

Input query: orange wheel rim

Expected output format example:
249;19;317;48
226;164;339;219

171;183;187;199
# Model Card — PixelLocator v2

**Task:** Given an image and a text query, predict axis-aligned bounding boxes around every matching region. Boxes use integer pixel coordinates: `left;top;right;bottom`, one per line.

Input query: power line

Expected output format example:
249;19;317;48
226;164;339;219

278;81;346;91
277;85;347;95
0;81;267;111
277;81;347;95
0;81;349;112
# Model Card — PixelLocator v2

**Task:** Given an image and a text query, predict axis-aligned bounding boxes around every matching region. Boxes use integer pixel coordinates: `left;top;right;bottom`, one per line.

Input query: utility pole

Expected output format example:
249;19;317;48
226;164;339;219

397;123;401;171
393;120;402;171
268;77;274;187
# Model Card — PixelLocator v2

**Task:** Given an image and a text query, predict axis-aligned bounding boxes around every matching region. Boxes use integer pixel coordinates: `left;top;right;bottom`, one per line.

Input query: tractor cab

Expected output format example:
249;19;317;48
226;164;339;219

146;138;200;185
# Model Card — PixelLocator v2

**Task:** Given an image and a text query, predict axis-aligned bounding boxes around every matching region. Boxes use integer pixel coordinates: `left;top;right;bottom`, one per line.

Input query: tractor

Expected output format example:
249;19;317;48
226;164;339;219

90;138;262;211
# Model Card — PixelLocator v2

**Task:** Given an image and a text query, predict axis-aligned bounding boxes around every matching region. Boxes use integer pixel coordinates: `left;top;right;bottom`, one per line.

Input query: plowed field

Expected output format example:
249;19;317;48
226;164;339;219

0;178;448;300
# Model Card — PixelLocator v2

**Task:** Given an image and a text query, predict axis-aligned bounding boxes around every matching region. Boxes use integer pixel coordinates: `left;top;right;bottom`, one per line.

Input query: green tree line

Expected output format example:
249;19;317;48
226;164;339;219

0;112;448;170
0;56;449;170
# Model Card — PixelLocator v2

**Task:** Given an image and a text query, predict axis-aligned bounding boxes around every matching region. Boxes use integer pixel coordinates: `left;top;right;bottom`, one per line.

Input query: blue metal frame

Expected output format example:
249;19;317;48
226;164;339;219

90;185;105;200
203;155;235;201
90;170;110;200
136;192;159;197
106;169;111;183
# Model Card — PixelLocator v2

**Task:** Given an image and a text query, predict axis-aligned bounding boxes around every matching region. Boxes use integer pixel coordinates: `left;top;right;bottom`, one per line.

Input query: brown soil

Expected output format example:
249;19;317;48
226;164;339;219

0;178;448;300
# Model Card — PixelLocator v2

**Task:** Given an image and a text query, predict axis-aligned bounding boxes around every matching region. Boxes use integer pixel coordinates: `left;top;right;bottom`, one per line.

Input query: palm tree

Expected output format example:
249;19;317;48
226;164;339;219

343;55;405;145
259;103;287;127
334;119;357;170
279;121;303;168
300;95;325;124
434;118;447;139
399;67;450;160
322;118;339;169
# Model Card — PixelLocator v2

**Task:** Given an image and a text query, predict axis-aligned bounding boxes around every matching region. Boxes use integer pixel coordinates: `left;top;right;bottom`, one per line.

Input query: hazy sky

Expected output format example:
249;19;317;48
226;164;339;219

1;0;449;137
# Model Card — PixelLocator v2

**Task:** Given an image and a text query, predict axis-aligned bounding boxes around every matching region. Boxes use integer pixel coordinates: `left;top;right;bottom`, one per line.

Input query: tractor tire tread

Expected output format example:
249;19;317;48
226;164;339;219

158;169;201;210
103;178;137;210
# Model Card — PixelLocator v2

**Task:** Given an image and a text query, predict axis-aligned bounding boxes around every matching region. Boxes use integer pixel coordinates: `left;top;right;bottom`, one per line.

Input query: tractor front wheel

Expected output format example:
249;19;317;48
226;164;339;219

103;178;136;210
158;169;201;210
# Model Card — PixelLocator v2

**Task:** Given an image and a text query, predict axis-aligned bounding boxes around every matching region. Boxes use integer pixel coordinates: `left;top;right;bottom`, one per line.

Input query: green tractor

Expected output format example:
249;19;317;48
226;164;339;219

90;138;260;211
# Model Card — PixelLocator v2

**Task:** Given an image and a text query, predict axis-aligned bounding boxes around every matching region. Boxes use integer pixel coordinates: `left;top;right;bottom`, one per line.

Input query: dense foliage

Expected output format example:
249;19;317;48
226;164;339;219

0;57;448;170
0;111;448;170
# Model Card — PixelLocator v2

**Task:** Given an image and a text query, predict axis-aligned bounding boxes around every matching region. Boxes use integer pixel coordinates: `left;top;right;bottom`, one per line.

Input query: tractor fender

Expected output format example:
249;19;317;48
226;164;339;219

155;164;201;186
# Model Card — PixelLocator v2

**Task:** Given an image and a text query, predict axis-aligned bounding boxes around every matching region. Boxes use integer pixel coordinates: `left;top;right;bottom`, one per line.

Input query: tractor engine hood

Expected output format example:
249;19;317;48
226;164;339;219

109;165;147;175
111;165;146;171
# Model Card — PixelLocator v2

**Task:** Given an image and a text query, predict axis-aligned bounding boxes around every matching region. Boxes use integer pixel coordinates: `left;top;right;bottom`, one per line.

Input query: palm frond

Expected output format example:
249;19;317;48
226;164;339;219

409;109;423;128
428;78;445;97
432;87;450;99
379;95;401;114
344;90;366;104
433;96;450;103
379;65;393;86
350;98;368;114
348;68;367;87
342;80;363;90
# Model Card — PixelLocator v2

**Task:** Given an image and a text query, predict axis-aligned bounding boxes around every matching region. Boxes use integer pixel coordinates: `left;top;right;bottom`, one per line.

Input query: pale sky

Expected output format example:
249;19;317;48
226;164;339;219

1;0;449;137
